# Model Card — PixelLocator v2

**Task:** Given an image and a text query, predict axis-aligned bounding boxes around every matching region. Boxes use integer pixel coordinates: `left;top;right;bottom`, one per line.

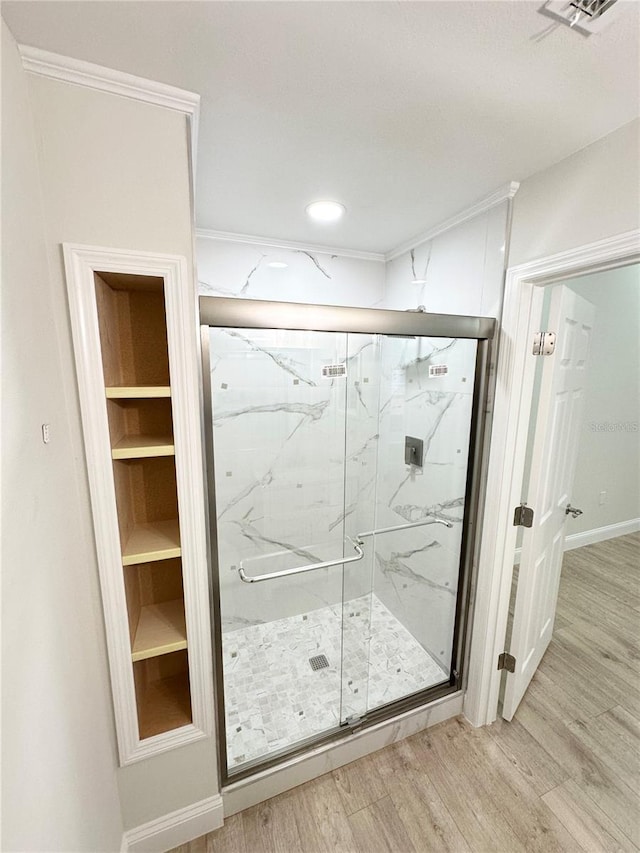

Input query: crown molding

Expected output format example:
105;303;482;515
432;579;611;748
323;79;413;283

385;181;520;262
196;179;518;264
19;45;199;115
195;228;386;263
18;45;200;179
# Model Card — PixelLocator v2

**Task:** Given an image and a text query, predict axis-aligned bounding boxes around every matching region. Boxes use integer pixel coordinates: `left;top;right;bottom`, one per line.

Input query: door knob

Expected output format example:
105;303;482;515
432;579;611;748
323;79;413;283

565;504;583;518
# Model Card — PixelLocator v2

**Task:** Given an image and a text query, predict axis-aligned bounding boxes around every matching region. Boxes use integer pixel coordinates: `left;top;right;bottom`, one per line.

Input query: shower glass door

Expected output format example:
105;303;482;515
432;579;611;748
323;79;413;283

202;302;489;780
207;327;354;771
340;333;477;721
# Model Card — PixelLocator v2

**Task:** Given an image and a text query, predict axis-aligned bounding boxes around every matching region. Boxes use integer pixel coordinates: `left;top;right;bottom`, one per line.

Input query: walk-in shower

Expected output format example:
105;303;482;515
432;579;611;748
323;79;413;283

201;298;494;782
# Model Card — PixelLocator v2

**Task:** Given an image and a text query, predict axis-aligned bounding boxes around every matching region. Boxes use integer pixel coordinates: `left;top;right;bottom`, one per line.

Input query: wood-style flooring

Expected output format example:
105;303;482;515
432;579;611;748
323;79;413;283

174;532;640;852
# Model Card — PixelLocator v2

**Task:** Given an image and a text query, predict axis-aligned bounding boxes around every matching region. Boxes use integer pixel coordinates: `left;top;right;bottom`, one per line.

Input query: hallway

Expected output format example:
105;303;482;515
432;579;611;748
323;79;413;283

175;532;640;852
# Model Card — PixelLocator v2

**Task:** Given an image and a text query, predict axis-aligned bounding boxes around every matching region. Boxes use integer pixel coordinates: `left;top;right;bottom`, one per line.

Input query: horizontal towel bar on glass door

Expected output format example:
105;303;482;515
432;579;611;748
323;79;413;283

356;517;453;541
238;539;365;584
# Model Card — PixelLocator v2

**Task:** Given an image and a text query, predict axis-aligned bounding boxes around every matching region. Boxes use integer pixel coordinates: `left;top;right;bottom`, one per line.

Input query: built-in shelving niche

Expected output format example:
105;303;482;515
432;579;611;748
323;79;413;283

94;270;192;739
65;245;211;766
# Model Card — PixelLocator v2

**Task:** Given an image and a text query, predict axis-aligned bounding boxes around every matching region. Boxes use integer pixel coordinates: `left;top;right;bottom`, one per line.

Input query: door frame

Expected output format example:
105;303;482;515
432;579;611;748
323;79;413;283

463;228;640;728
199;296;495;785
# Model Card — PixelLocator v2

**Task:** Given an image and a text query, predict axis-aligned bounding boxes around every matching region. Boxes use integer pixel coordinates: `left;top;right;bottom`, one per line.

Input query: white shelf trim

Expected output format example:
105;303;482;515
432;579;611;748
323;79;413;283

63;243;214;765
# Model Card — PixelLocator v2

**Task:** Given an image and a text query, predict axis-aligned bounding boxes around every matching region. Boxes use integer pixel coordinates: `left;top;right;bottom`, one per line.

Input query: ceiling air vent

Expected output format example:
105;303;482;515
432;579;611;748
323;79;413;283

541;0;622;35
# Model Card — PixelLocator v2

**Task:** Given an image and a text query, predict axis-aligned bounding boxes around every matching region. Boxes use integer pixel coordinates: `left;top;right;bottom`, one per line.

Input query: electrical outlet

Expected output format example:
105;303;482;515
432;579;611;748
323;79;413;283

599;490;607;506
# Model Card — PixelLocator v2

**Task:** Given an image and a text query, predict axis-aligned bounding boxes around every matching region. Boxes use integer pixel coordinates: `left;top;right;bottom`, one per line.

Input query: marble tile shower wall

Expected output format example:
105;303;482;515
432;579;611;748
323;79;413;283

197;238;386;308
209;328;475;673
365;336;476;669
210;328;353;631
381;201;509;316
196;200;508;317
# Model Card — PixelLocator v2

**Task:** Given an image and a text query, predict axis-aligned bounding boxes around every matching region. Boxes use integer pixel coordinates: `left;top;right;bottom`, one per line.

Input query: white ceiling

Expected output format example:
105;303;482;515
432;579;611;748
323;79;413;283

3;1;639;253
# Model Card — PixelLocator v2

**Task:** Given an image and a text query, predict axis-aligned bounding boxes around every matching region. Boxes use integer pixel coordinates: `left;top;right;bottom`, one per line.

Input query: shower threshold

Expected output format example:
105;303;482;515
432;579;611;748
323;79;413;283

222;593;448;772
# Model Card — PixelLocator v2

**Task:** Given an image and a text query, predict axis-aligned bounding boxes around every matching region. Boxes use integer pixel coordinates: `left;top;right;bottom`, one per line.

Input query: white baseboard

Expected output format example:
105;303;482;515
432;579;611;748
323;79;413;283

514;517;640;564
122;794;224;853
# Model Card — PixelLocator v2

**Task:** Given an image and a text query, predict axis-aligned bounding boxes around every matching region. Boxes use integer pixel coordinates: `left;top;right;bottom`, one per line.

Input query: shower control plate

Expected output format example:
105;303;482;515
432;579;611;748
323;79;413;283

405;435;424;468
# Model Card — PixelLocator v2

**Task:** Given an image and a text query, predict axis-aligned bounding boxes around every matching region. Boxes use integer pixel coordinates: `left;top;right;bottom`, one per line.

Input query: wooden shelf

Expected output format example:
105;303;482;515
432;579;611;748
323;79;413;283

123;559;184;646
112;435;175;459
106;386;171;399
122;519;181;565
106;397;174;458
132;598;187;662
94;272;170;387
136;669;192;740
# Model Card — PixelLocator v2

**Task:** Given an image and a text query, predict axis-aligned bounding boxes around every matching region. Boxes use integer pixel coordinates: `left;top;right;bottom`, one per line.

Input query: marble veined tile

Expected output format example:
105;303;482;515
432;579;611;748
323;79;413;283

222;593;448;771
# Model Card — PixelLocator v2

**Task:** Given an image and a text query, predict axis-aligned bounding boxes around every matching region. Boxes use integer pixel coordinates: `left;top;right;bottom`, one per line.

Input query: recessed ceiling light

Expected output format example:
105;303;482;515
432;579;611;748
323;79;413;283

305;200;345;223
267;261;288;269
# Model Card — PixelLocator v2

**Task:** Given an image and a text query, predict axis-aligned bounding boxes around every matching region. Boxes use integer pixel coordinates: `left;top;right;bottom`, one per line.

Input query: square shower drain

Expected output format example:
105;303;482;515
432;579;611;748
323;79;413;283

309;654;329;671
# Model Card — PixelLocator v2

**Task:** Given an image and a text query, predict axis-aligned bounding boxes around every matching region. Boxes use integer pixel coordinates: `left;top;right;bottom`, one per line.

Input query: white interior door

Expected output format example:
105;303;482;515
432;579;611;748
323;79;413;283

502;286;595;720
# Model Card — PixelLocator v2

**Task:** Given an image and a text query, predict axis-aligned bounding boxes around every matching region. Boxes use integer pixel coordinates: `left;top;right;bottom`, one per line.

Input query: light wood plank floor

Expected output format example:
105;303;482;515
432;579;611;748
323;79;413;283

175;532;640;852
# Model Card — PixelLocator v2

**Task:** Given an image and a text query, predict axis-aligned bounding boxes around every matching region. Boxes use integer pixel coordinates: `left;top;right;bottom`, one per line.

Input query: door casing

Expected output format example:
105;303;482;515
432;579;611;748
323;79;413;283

464;228;640;729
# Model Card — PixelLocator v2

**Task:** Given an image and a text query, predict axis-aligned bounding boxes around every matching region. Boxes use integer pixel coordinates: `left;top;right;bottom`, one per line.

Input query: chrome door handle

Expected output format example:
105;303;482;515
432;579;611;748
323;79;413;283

356;517;452;541
239;539;364;584
565;504;583;518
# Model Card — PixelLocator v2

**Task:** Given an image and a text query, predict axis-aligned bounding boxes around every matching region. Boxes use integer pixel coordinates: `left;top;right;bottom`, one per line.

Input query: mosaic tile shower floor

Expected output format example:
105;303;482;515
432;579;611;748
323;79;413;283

222;594;448;769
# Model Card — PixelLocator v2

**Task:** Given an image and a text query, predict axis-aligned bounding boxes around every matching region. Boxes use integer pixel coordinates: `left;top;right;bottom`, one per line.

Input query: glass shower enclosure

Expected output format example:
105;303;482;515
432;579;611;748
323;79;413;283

200;297;494;782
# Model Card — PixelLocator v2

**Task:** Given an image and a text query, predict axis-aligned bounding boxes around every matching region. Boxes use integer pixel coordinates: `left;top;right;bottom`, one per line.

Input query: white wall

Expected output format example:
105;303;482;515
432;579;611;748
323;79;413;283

21;70;218;831
1;21;123;851
567;264;640;535
509;118;640;267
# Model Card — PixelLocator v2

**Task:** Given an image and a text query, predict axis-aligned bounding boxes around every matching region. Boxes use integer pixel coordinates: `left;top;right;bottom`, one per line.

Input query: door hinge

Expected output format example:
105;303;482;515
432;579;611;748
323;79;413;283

532;331;556;356
513;503;534;528
497;652;516;673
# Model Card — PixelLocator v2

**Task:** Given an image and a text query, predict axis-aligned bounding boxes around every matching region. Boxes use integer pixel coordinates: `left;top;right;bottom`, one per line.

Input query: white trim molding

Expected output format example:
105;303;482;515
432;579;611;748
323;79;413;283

122;794;224;853
386;181;520;261
463;228;640;729
563;518;640;550
19;45;200;179
197;182;519;264
196;228;386;263
63;244;214;764
19;45;199;115
514;518;640;563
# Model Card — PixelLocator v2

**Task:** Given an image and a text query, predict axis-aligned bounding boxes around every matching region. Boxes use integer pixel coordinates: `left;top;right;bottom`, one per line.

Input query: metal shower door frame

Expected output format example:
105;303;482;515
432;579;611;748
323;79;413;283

199;296;495;785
